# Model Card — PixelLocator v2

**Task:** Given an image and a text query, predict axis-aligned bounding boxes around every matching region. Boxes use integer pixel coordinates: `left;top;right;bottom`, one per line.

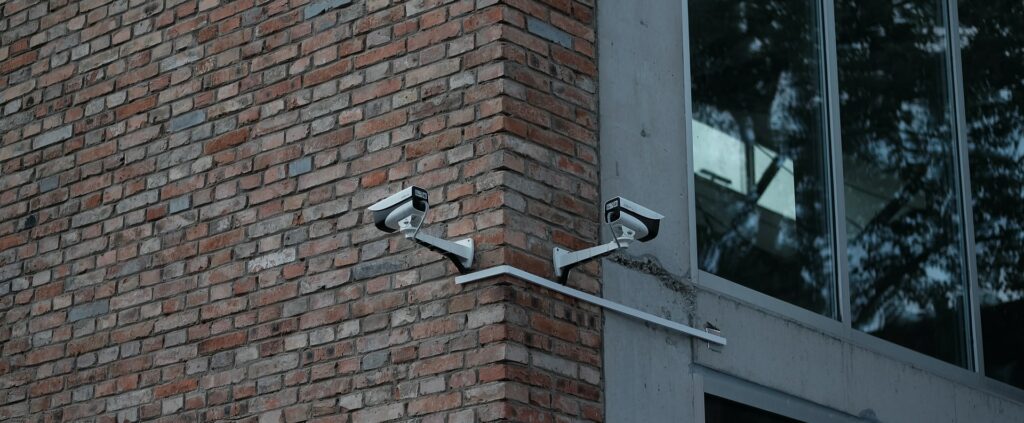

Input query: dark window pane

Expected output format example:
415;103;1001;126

959;0;1024;389
690;0;836;317
705;394;804;423
837;0;970;366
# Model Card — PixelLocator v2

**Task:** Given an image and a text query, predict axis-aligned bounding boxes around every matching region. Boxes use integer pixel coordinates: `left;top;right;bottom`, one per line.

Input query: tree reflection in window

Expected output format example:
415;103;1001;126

690;0;836;317
690;0;1024;383
837;0;970;366
960;0;1024;389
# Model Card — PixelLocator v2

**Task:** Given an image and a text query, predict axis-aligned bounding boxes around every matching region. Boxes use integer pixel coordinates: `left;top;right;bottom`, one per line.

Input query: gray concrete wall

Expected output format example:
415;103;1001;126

597;0;699;420
597;1;1024;422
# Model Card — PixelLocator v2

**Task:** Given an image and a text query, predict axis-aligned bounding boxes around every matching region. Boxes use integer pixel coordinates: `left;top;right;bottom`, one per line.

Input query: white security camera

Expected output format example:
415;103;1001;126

369;186;430;238
603;197;663;248
553;196;664;283
369;186;474;273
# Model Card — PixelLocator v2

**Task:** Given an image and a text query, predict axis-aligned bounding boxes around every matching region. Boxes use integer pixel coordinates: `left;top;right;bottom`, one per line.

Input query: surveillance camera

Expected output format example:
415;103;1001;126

553;196;664;283
604;197;663;247
369;186;430;238
369;186;474;273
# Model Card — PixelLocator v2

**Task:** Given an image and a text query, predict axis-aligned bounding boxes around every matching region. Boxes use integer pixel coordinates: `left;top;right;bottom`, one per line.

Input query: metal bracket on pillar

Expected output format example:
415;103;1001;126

553;240;622;284
454;265;727;346
412;232;473;274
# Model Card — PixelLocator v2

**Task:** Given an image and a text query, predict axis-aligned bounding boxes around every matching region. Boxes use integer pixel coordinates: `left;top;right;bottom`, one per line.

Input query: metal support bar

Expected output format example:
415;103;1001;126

413;233;474;273
552;240;622;283
454;265;728;346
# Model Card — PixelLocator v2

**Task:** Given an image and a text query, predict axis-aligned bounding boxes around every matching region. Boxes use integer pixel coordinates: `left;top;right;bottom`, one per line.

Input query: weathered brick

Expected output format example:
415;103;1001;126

71;206;113;228
408;392;461;416
248;249;297;272
169;195;191;214
248;213;294;238
154;378;198;398
107;389;152;411
24;344;64;365
287;157;312;176
116;190;159;214
68;300;109;321
352;404;405;423
168;110;207;132
3;80;35;102
154;345;198;366
527;17;573;49
300;198;349;223
32;126;73;150
155;310;199;333
298;269;349;295
405;58;460;86
198;332;247;354
354;111;407;138
249;353;299;378
304;0;354;19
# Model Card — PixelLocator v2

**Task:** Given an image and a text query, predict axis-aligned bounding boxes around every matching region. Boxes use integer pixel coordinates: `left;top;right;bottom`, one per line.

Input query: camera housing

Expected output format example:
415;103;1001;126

369;186;430;238
553;196;663;283
604;196;663;247
369;186;474;273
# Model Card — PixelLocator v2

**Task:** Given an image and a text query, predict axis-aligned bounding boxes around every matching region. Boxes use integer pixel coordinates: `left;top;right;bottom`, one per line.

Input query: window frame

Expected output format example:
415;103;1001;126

680;0;1024;403
696;367;864;423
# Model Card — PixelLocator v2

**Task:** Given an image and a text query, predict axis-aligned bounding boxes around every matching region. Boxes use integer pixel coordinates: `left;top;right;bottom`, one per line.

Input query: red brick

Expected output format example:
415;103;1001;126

303;58;353;86
155;378;199;398
409;21;462;51
353;40;406;68
257;11;299;36
198;228;244;253
29;376;63;397
24;344;64;365
204;128;251;154
201;297;247;320
1;4;605;422
0;51;37;73
354;111;407;138
299;305;348;329
254;283;298;307
255;77;302;104
198;331;247;354
411;354;464;377
408;392;462;415
39;64;76;87
351;77;402;105
68;333;110;355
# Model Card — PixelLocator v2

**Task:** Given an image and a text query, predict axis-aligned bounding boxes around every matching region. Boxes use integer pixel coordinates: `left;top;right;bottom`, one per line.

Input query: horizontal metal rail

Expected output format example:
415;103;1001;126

454;265;727;346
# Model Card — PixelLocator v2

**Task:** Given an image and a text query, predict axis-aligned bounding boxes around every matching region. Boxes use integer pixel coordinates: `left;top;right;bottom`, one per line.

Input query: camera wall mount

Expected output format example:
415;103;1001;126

553;197;664;283
369;186;474;273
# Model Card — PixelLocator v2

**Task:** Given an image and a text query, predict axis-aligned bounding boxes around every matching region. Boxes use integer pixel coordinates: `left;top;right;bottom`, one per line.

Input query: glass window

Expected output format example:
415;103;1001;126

959;0;1024;389
705;394;804;423
690;0;837;317
836;0;970;366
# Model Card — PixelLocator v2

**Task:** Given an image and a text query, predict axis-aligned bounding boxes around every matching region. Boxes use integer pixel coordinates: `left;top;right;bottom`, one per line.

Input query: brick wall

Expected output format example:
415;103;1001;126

0;0;599;422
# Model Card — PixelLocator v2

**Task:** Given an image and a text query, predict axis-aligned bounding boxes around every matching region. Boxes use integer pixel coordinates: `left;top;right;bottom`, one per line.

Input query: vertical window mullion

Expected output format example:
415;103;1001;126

681;0;700;276
821;0;851;327
945;0;984;373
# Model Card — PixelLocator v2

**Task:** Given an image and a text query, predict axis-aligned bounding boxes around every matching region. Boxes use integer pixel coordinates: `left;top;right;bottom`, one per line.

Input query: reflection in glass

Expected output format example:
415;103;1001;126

960;0;1024;389
690;0;836;316
837;0;969;366
705;395;804;423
